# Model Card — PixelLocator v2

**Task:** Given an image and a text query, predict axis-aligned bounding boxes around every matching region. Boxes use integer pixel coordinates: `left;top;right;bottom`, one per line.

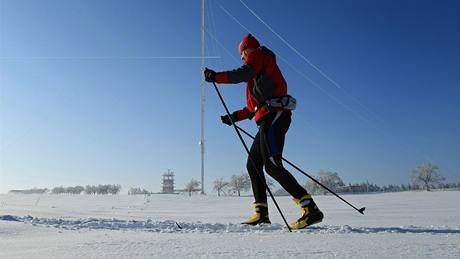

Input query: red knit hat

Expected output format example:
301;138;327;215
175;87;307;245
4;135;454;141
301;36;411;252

239;33;260;54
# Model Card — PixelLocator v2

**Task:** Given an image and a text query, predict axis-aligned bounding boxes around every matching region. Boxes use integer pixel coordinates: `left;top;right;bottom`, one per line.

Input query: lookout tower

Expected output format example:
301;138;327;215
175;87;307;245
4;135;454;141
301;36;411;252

162;169;175;193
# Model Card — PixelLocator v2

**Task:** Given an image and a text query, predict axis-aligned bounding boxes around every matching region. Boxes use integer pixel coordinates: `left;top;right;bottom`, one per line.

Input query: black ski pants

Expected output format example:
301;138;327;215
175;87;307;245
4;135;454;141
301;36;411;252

247;111;308;203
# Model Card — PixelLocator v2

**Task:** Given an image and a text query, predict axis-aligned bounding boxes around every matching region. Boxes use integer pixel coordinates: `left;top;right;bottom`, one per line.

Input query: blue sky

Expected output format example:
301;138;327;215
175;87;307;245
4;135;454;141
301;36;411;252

0;0;459;194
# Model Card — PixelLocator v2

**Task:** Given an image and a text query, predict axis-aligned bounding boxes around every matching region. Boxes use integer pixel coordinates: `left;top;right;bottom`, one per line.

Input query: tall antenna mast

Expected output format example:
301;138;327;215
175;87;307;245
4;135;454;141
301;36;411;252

200;0;206;194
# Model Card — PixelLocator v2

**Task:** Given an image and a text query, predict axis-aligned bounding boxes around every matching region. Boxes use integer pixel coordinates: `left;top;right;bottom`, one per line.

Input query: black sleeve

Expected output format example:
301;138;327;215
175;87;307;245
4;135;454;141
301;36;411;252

225;64;256;83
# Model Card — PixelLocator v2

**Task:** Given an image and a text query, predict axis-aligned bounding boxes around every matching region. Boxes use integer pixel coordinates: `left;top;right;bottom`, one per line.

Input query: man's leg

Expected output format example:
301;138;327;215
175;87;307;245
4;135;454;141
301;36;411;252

246;132;267;203
242;131;270;225
260;111;323;229
260;112;308;199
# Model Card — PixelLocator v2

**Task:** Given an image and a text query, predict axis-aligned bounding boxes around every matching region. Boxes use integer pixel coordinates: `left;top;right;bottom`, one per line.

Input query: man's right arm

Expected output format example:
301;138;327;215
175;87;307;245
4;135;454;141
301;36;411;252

215;64;256;84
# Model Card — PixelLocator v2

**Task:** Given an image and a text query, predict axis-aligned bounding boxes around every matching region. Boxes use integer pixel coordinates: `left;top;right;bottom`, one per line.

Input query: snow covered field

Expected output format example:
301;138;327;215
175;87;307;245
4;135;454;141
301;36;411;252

1;191;459;258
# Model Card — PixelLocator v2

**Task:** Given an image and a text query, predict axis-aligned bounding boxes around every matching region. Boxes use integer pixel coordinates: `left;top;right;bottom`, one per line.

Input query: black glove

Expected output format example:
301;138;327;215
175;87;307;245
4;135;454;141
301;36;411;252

220;113;238;126
204;67;216;82
248;112;255;120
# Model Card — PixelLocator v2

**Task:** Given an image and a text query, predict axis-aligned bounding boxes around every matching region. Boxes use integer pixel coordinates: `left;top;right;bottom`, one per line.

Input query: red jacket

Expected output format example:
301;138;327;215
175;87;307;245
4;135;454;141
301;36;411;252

215;46;288;123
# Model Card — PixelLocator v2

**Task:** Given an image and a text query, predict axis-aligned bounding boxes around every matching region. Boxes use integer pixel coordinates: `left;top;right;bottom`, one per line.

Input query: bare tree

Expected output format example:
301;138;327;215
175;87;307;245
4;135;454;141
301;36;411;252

184;179;200;197
411;161;444;191
128;187;150;195
213;178;229;197
305;170;344;195
108;184;121;195
52;186;65;194
85;185;97;195
229;173;251;196
305;179;319;195
74;186;85;194
82;184;120;195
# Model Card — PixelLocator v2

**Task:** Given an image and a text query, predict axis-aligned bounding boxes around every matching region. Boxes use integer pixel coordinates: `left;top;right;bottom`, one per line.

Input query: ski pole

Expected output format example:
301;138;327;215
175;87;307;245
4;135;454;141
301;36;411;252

234;124;366;215
211;81;292;232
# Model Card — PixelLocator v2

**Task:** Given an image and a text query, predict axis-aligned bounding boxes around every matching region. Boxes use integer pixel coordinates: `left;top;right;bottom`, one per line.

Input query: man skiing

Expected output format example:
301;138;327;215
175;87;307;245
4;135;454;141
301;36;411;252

204;34;324;229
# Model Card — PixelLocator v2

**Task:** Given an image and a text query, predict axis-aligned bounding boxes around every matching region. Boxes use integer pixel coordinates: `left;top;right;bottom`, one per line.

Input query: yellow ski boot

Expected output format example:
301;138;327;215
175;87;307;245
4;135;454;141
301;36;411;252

242;202;271;225
289;195;324;230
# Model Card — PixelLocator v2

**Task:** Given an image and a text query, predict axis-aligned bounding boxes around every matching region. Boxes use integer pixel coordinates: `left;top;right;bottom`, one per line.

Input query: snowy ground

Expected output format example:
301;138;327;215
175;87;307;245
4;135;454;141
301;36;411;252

1;191;459;258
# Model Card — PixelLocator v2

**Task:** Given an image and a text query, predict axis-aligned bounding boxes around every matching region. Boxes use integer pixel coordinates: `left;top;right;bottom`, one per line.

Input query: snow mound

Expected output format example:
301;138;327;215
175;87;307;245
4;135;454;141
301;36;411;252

0;214;283;233
2;214;459;235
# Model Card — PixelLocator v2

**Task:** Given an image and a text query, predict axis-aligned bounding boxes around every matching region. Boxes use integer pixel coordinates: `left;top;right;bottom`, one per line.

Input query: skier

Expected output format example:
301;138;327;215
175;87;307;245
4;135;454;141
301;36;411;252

204;34;323;229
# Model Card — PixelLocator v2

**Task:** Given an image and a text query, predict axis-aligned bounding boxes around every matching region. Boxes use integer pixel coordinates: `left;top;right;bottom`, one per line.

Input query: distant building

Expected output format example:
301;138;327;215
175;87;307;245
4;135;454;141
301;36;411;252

162;169;175;193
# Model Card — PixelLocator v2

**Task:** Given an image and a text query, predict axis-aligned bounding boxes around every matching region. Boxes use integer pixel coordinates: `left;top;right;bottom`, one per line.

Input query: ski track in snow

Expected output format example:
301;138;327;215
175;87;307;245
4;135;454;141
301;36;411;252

2;214;459;235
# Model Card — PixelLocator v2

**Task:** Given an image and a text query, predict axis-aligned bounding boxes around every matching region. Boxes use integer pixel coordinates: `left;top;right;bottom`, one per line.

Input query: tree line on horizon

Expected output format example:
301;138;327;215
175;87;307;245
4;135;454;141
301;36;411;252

179;172;276;197
53;184;121;195
7;162;457;196
210;172;276;197
9;185;122;195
